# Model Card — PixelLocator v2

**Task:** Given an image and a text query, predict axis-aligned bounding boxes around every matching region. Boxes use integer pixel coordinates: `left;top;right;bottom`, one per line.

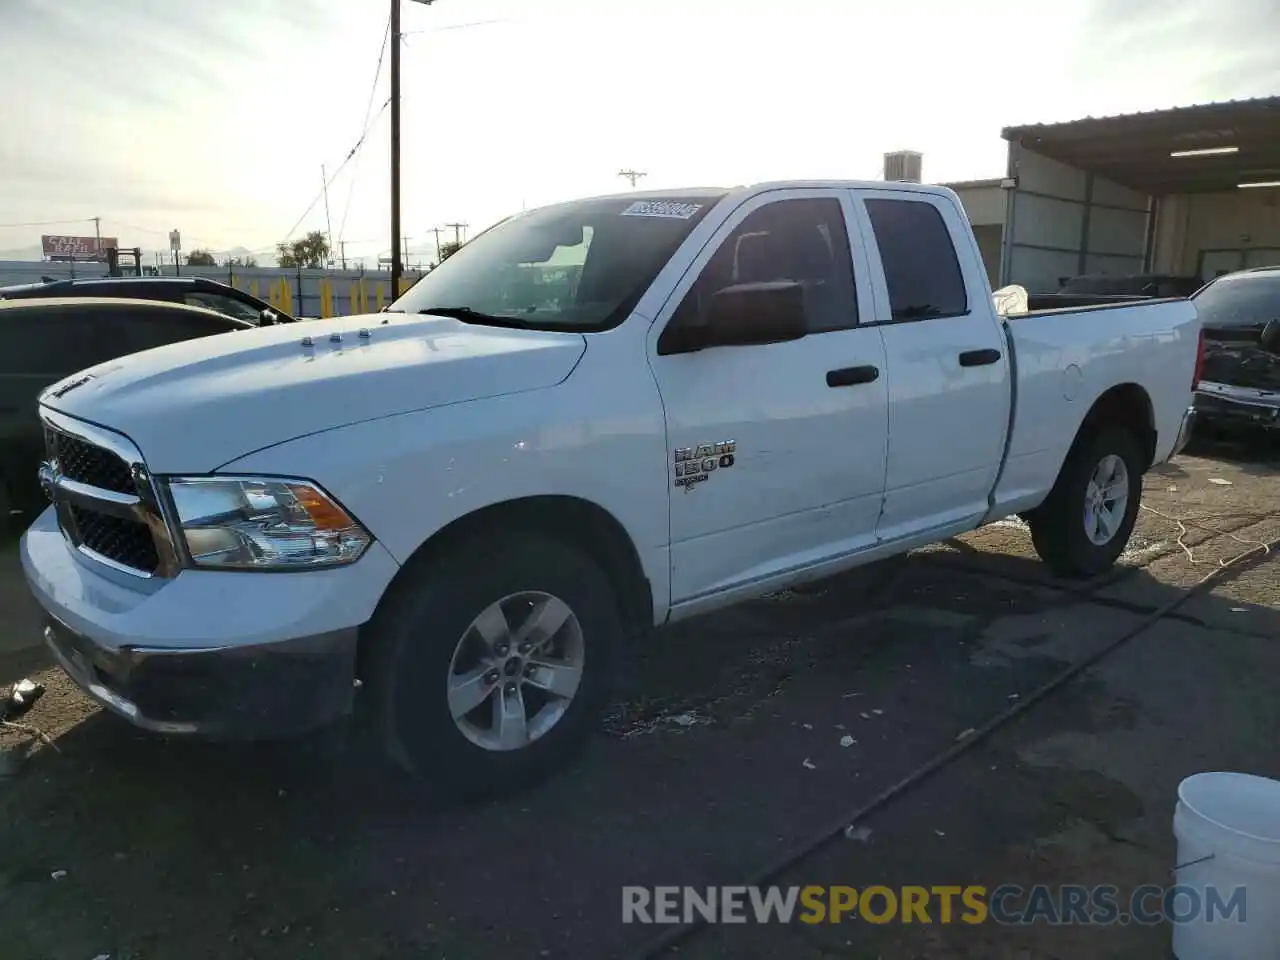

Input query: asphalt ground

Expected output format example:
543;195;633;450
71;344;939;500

1;436;1277;960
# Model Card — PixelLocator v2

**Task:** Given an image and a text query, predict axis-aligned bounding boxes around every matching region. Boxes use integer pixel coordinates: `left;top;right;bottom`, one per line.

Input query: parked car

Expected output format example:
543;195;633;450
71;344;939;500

1026;273;1201;311
1191;266;1280;435
1;297;252;522
0;275;294;325
21;181;1199;796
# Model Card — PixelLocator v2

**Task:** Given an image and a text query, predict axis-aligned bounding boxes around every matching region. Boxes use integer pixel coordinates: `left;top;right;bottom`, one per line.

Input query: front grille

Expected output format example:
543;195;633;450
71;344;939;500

50;431;135;494
69;505;161;574
41;411;176;579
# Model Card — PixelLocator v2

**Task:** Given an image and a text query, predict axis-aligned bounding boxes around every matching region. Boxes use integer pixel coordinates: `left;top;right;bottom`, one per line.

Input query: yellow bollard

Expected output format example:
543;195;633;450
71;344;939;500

375;284;385;311
319;279;334;319
250;279;260;300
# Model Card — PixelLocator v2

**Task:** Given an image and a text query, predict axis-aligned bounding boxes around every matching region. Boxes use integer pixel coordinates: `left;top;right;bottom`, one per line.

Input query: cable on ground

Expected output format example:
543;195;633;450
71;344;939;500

627;522;1280;960
1139;504;1273;569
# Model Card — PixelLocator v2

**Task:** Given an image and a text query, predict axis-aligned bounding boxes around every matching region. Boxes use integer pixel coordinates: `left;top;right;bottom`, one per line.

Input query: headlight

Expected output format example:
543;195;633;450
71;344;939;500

165;476;372;570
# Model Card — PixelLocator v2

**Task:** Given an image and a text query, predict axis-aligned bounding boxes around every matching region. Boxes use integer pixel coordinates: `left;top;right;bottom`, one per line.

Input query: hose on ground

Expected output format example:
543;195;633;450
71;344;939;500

628;522;1280;960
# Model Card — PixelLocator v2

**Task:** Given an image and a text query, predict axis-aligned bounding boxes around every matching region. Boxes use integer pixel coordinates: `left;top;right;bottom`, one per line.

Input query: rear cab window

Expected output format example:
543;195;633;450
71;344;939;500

864;197;968;322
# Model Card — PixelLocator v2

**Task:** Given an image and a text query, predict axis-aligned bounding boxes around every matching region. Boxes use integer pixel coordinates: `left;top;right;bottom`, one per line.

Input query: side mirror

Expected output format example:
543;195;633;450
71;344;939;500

1261;318;1280;355
701;281;807;349
260;308;278;326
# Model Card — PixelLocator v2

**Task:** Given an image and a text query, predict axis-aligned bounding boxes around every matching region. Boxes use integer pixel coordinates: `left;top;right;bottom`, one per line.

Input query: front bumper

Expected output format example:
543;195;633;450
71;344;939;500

43;616;357;738
1194;382;1280;432
21;506;401;739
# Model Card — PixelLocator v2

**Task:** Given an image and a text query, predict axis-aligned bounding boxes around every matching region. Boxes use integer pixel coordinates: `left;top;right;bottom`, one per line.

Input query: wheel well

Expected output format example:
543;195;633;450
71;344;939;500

362;496;652;669
1075;383;1157;469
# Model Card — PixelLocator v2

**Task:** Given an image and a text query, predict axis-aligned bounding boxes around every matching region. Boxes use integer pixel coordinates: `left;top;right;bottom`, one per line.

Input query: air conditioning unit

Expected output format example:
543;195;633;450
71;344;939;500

884;150;923;183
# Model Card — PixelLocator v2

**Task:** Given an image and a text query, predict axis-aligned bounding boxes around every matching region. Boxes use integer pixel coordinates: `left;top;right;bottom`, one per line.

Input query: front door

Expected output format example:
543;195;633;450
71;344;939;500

648;190;889;608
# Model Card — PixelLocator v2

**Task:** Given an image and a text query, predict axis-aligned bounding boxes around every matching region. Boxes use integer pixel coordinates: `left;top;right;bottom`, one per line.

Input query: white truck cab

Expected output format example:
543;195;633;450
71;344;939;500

21;181;1200;795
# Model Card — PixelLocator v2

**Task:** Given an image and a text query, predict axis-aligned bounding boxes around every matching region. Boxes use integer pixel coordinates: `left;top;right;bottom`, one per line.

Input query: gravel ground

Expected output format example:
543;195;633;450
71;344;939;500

0;438;1277;960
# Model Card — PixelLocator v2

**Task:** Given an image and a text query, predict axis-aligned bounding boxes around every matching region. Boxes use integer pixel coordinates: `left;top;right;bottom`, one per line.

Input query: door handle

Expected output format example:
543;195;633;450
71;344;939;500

826;365;880;387
958;348;1002;367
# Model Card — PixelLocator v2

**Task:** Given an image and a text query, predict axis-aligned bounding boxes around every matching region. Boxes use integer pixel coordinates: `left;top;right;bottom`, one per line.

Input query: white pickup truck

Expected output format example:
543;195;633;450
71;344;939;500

21;181;1201;795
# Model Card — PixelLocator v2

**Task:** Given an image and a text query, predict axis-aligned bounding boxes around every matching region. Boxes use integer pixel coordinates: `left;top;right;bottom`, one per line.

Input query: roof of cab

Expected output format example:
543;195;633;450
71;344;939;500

534;179;958;211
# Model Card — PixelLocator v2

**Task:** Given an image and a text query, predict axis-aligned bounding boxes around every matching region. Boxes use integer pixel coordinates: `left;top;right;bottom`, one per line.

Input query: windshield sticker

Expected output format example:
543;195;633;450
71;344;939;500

621;200;704;220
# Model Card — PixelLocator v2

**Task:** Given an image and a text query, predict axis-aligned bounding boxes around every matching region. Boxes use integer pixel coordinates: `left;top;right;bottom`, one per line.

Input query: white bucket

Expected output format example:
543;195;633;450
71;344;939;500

1172;772;1280;959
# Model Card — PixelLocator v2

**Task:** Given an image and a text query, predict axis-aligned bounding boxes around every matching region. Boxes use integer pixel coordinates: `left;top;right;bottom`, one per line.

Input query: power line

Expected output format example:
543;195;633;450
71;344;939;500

282;97;391;243
338;11;393;245
0;217;94;229
401;16;512;35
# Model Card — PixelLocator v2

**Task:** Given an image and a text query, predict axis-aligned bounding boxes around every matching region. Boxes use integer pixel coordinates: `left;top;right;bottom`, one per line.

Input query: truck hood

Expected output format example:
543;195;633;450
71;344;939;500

40;312;586;471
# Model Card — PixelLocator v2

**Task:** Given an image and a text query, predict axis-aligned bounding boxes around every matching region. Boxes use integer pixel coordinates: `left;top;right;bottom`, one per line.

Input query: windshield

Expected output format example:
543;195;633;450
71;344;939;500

1192;272;1280;329
389;194;724;331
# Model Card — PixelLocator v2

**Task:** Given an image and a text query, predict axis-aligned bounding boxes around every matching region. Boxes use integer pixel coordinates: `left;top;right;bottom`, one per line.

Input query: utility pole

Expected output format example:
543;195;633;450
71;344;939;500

428;226;443;264
446;222;468;245
618;169;647;188
321;165;334;264
393;0;437;296
92;216;102;260
338;240;348;271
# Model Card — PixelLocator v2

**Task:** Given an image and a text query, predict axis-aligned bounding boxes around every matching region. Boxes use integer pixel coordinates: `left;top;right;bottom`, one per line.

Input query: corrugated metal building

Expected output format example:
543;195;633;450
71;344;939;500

1001;97;1280;292
944;97;1280;293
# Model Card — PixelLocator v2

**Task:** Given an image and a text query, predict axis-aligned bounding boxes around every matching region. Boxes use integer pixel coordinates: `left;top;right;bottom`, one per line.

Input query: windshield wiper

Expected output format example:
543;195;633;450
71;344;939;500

416;305;537;329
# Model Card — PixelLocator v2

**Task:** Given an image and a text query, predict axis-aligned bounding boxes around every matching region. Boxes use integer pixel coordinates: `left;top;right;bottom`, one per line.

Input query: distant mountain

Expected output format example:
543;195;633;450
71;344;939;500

0;245;45;261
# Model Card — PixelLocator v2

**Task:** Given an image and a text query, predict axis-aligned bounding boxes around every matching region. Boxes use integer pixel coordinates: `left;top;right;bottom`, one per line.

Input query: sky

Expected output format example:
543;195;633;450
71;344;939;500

1;0;1278;267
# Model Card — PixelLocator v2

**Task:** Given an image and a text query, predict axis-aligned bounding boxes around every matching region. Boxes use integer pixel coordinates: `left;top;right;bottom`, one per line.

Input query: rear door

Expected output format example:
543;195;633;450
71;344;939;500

849;189;1011;540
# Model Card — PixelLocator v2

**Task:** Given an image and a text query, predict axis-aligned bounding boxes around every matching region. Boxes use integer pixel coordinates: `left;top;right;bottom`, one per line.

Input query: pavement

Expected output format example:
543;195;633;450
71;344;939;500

0;437;1277;960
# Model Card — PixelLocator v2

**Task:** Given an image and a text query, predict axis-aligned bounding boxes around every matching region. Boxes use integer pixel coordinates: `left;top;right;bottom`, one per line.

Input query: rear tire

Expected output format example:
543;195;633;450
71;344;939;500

363;531;623;799
1028;427;1143;578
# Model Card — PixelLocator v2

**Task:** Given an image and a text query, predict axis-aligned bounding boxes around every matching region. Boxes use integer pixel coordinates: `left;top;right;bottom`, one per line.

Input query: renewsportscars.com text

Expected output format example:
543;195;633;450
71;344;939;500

622;884;1246;926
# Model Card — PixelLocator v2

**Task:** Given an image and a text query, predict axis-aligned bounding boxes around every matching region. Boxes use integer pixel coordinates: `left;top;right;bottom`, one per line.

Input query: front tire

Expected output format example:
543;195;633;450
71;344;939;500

1028;427;1143;578
364;532;623;798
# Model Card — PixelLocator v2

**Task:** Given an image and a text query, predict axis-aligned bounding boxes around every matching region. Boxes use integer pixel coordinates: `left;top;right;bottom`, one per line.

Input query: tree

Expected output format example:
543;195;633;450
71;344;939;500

276;230;330;268
187;248;217;267
437;240;463;264
224;255;259;268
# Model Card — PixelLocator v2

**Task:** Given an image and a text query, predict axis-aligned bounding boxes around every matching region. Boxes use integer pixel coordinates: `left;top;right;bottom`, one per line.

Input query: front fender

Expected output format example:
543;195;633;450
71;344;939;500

219;381;672;619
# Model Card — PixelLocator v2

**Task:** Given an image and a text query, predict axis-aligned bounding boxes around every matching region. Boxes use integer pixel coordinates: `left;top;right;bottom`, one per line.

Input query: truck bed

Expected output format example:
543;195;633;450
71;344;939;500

992;296;1200;517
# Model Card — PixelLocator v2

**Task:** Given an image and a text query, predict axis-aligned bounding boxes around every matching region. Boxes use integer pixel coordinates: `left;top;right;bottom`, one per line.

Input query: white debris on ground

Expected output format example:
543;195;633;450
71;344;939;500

802;757;817;770
840;735;856;748
844;825;873;842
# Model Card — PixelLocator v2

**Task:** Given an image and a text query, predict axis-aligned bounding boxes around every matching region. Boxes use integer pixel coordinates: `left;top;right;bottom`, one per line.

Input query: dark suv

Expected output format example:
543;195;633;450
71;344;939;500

1192;267;1280;436
1;297;253;524
0;275;294;325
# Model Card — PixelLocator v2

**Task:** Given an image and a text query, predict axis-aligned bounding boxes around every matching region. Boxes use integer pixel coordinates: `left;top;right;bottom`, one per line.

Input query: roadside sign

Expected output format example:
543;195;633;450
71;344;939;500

169;230;181;253
41;235;118;262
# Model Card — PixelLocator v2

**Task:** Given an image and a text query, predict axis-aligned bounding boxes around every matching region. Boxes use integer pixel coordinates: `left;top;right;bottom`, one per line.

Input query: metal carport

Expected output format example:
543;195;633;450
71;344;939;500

999;96;1280;292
